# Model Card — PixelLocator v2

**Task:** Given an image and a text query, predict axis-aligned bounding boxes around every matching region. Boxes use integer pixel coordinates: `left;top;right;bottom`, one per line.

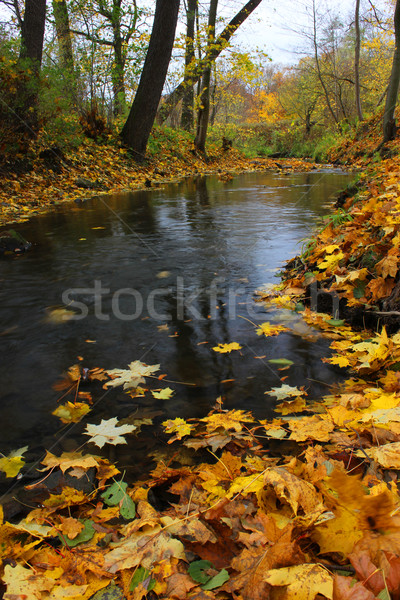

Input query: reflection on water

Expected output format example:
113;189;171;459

0;170;351;478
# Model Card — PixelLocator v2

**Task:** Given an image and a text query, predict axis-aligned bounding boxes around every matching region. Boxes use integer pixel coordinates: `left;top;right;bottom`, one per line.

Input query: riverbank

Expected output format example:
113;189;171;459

0;134;317;228
272;116;400;325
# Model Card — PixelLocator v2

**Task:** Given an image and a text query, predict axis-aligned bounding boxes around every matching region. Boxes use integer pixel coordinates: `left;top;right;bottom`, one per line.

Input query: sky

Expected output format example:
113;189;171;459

230;0;392;64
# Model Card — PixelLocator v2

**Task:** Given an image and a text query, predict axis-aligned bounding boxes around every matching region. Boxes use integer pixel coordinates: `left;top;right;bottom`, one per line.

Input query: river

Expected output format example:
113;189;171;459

0;168;351;482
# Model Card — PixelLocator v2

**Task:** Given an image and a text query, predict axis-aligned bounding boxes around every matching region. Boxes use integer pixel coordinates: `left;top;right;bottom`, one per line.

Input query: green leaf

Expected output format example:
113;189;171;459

130;567;155;592
120;494;136;520
188;560;212;584
377;589;391;600
267;358;294;366
101;480;128;506
202;569;230;590
325;319;345;327
61;519;95;547
353;281;367;299
101;479;136;519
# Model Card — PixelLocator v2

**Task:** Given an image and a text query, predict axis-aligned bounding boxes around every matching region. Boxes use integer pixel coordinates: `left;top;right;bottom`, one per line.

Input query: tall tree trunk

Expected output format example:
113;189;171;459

194;0;218;153
159;0;263;123
181;0;197;131
120;0;180;158
17;0;46;134
383;0;400;142
112;29;126;115
354;0;363;121
52;0;76;101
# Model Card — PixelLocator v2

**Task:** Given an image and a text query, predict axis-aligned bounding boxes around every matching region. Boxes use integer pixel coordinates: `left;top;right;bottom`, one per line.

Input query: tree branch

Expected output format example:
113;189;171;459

159;0;264;122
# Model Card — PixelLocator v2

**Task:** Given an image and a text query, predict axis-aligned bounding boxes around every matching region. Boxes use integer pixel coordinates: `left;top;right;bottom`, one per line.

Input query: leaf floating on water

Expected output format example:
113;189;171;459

256;322;289;337
84;417;136;448
105;360;160;389
151;387;175;400
268;358;294;366
45;307;77;324
163;418;194;441
40;450;100;474
156;270;170;278
212;342;242;353
265;384;304;401
0;446;28;478
52;401;91;423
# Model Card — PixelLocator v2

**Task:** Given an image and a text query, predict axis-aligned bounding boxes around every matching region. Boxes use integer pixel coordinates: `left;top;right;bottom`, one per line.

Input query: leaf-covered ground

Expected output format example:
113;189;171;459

3;123;400;599
0;132;316;228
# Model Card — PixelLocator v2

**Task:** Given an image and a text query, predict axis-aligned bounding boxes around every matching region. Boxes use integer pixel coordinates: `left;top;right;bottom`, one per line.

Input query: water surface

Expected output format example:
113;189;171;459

0;169;351;478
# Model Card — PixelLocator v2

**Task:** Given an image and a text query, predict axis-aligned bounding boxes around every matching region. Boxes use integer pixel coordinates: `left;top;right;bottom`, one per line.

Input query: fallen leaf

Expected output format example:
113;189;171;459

0;446;28;478
105;361;160;389
84;417;136;448
212;342;242;353
264;563;333;599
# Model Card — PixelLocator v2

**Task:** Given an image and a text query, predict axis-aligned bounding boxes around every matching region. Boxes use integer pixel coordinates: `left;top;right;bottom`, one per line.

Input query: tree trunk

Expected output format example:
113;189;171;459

120;0;180;158
112;28;126;116
52;0;76;101
181;0;197;131
159;0;263;123
354;0;363;121
194;0;218;153
17;0;47;134
383;0;400;142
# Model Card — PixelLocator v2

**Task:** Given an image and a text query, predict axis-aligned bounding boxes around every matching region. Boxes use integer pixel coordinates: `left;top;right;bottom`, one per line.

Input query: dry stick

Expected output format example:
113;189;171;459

145;375;197;386
366;310;400;316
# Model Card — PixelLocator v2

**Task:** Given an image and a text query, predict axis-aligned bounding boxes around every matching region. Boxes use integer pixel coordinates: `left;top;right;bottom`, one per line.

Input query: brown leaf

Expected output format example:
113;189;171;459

333;574;375;600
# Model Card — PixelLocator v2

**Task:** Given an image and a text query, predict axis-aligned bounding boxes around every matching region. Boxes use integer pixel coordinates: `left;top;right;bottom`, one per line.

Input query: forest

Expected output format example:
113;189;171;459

3;1;400;599
0;0;398;167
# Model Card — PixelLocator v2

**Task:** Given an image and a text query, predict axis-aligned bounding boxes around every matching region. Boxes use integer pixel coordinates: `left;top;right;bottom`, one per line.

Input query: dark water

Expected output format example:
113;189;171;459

0;169;351;479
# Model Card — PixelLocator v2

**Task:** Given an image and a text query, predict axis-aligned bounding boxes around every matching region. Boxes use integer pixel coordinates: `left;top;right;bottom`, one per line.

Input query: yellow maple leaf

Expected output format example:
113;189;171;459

52;401;91;423
288;415;334;442
162;417;194;439
317;250;345;272
0;446;28;478
375;249;399;279
275;397;307;415
366;276;395;301
256;322;289;337
312;505;362;556
151;387;174;400
212;342;242;353
364;442;400;468
200;409;254;432
264;564;333;600
40;450;100;474
327;355;351;368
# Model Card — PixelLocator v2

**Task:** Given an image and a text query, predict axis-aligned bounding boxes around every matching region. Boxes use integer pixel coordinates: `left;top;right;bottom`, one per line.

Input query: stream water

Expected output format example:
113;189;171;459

0;169;351;483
